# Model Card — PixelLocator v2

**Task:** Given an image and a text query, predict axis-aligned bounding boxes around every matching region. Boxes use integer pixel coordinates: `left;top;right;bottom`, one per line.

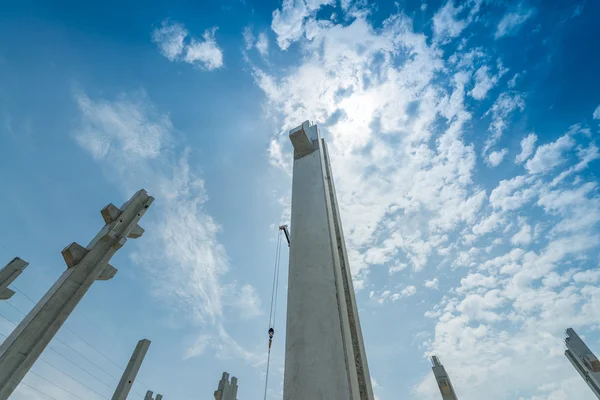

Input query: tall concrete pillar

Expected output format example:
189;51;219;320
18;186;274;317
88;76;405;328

144;390;154;400
214;372;238;400
0;258;29;300
565;328;600;398
283;121;374;400
431;356;458;400
112;339;151;400
0;189;153;400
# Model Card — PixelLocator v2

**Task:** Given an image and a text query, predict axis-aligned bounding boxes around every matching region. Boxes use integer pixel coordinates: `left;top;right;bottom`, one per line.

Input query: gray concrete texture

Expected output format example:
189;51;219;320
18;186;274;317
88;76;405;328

214;372;238;400
283;121;374;400
0;189;153;400
565;328;600;398
0;258;29;300
112;339;151;400
431;356;459;400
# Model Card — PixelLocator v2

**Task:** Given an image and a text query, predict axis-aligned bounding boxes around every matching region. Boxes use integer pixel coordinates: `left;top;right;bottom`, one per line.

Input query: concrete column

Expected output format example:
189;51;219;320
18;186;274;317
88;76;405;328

144;390;154;400
0;258;29;300
431;356;458;400
0;189;153;400
112;339;151;400
155;395;163;400
565;328;600;398
214;372;237;400
283;121;374;400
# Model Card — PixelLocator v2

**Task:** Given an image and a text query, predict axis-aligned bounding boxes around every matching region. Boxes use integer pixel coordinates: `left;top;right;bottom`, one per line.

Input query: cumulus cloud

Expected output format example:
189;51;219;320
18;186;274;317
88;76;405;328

470;66;498;100
495;6;535;39
485;92;525;153
424;278;440;289
252;2;600;398
152;21;187;61
486;148;507;167
594;105;600;120
153;20;223;70
525;133;575;174
271;0;334;50
515;133;537;163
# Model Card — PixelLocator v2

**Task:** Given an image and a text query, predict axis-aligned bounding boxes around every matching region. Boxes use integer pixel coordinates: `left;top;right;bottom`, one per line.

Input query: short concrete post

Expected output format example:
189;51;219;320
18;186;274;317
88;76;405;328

144;390;154;400
0;258;29;300
155;395;163;400
112;339;151;400
0;189;153;400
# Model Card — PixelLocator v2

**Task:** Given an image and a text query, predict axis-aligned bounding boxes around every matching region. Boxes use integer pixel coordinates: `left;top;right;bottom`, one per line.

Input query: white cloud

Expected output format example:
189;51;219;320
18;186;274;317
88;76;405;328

593;104;600;120
424;277;440;289
485;92;525;153
184;29;224;70
573;270;600;284
470;66;498;100
515;133;537;163
253;5;600;399
243;26;255;49
486;148;507;167
153;20;223;70
525;134;575;174
433;1;467;41
271;0;334;50
256;32;269;56
511;217;532;245
152;20;187;61
73;92;260;362
495;6;535;39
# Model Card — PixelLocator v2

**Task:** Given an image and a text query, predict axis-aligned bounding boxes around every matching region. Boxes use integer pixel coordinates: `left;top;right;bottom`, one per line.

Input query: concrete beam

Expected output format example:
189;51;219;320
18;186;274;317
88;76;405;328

0;189;153;400
0;258;29;300
112;339;151;400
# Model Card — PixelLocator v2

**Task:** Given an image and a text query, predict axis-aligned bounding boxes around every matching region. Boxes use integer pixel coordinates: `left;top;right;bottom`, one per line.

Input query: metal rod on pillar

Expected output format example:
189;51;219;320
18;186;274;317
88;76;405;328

112;339;151;400
0;189;154;400
0;258;29;300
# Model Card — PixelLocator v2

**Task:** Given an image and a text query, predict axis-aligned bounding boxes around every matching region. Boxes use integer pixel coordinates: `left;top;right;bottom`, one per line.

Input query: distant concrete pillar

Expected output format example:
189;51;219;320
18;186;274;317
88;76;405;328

112;339;151;400
214;372;238;400
155;395;163;400
283;121;374;400
0;189;153;400
0;258;29;300
144;390;154;400
565;328;600;398
431;356;458;400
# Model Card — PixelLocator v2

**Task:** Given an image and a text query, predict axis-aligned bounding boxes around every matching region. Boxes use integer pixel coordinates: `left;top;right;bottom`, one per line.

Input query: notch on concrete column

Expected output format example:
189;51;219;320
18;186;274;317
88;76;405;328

0;258;29;300
112;339;151;400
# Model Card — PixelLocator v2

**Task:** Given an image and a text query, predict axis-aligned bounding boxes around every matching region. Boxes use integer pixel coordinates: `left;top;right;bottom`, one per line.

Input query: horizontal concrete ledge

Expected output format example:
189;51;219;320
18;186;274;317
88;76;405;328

289;120;318;158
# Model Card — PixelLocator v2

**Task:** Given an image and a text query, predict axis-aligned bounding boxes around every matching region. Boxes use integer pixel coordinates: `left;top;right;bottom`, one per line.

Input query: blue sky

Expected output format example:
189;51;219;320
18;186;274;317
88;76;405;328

0;0;599;399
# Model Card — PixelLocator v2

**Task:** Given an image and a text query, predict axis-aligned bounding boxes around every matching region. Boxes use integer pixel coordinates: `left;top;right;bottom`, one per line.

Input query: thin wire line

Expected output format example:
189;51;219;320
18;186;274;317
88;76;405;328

3;300;120;382
11;282;153;390
268;231;282;328
12;285;125;370
10;282;152;390
0;309;115;389
21;381;60;400
28;370;85;400
36;358;110;399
